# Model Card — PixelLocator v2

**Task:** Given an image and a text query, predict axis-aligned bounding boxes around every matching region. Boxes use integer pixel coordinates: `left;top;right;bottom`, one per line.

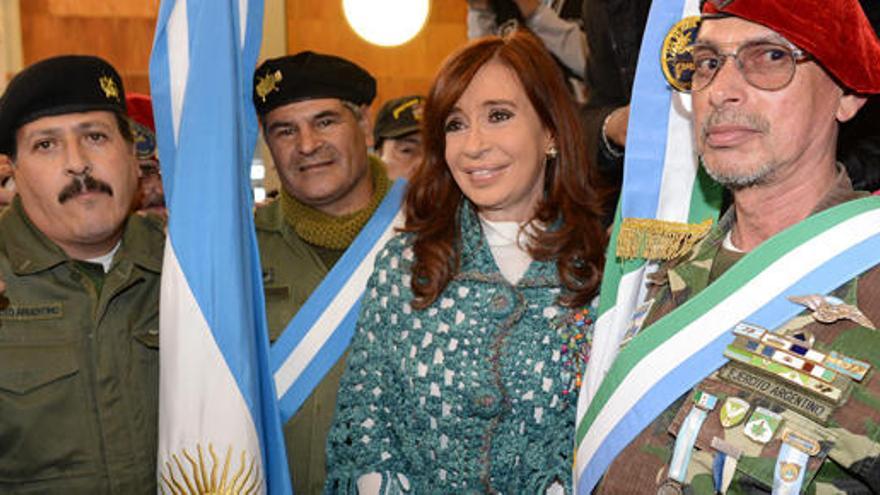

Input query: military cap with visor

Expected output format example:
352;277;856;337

252;51;377;116
373;95;425;146
0;55;127;155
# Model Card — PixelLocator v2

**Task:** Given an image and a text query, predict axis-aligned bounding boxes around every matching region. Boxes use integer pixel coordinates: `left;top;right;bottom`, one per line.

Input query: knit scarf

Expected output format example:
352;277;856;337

280;155;392;250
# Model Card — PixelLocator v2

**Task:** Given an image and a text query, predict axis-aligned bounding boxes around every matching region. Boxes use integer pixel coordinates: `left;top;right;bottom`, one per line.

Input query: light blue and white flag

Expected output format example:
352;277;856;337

151;0;291;493
575;0;718;491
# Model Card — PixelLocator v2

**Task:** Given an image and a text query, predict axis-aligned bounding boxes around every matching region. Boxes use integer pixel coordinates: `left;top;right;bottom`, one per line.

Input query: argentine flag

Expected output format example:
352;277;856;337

150;0;291;493
574;0;720;492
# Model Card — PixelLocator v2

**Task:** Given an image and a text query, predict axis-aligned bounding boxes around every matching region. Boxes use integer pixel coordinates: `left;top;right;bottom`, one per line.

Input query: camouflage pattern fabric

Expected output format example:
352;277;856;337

596;171;880;494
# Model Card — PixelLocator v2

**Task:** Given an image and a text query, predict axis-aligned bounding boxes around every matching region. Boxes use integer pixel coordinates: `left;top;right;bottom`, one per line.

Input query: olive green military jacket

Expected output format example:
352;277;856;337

0;197;164;494
255;199;348;495
597;172;880;494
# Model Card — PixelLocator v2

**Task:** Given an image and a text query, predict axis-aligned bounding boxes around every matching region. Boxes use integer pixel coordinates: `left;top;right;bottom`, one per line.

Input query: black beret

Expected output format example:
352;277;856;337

374;95;425;144
0;55;127;155
252;51;376;116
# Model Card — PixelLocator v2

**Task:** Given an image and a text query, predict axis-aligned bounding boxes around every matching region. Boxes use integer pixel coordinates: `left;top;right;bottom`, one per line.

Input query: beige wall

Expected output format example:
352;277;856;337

0;0;23;90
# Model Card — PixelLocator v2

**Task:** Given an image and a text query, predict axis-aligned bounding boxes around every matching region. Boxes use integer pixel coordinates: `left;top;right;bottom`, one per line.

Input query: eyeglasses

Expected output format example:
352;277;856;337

689;41;811;92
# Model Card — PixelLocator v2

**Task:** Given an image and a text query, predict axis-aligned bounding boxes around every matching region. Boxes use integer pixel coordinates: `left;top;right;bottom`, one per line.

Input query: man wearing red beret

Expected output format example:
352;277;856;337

589;0;880;493
126;93;167;219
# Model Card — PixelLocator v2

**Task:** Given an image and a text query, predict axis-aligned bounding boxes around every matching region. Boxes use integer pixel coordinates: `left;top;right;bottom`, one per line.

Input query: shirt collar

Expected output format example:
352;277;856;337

1;196;163;275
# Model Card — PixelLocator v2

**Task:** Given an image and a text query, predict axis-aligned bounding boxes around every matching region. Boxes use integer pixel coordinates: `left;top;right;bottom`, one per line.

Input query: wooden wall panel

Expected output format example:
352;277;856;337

19;0;159;95
284;0;468;115
18;0;468;114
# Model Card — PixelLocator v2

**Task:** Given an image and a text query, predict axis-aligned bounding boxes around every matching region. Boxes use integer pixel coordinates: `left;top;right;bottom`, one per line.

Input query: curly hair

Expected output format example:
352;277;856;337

403;29;606;309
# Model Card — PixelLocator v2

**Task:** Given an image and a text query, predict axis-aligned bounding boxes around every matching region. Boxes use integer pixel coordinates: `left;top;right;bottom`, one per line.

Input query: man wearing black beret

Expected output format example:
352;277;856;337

251;50;390;494
0;55;163;493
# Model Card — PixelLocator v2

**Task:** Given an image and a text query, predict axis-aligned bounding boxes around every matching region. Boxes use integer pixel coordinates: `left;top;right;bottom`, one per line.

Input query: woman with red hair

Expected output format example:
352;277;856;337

325;29;606;493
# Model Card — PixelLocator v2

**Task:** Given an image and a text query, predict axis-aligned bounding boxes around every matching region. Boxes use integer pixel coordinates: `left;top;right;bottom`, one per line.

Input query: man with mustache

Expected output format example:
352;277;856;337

588;0;880;493
0;55;163;493
251;51;390;494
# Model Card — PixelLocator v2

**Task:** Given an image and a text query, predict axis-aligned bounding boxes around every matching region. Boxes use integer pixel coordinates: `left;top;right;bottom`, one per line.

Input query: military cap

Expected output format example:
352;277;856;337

0;55;127;155
702;0;880;94
252;51;377;116
373;95;425;145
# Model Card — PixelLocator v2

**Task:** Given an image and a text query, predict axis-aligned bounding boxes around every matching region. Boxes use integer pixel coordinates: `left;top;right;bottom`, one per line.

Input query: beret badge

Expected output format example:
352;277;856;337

256;69;283;103
99;75;120;102
661;15;702;92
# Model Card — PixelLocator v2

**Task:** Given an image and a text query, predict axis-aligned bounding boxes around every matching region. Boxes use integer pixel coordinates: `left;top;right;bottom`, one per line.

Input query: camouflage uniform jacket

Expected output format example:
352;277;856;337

0;197;164;494
597;171;880;494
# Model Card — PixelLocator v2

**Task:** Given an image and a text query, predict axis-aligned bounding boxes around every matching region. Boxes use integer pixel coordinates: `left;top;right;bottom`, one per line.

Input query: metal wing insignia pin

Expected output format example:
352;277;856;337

788;294;877;330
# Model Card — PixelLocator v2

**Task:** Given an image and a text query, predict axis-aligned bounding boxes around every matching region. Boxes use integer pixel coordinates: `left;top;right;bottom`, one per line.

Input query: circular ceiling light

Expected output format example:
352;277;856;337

343;0;430;47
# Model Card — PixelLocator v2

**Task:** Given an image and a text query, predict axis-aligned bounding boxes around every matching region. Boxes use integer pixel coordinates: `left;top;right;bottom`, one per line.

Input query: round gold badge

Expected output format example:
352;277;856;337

661;15;702;92
779;461;801;482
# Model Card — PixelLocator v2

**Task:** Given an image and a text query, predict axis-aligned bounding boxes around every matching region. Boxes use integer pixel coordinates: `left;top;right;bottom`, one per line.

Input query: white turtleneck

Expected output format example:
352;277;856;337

479;216;534;285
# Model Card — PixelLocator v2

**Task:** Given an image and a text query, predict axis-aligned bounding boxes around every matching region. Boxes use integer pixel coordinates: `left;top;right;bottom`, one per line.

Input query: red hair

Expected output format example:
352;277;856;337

404;29;606;309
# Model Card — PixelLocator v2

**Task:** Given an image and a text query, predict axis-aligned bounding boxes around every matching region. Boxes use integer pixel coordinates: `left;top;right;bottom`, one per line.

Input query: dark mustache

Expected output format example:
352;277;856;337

58;174;114;204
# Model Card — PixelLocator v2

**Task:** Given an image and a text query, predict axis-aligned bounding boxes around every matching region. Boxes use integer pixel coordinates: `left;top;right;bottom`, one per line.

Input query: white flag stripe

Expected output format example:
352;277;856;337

158;245;264;488
576;208;880;469
579;267;647;407
166;0;188;145
657;91;697;222
238;0;247;47
274;211;405;397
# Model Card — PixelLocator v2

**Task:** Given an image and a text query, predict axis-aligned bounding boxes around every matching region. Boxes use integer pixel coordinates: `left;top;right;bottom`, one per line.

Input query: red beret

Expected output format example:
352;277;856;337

126;93;155;132
702;0;880;94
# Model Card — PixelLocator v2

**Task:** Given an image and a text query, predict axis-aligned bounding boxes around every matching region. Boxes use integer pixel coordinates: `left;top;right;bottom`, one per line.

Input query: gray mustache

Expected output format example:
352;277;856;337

701;111;770;140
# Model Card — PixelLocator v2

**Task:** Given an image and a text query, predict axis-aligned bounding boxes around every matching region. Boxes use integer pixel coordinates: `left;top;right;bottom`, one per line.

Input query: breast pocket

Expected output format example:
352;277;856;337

0;343;98;483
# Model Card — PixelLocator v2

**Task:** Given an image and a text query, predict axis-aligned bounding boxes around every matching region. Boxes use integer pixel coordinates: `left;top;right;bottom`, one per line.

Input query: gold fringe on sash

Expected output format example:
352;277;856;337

616;217;713;260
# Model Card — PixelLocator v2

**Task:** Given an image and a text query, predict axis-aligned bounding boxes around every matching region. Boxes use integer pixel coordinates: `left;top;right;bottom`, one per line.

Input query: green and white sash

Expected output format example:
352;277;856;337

575;196;880;493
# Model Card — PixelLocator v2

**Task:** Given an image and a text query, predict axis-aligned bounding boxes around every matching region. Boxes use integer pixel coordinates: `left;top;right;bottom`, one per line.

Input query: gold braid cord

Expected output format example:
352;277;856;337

161;443;261;495
616;217;713;260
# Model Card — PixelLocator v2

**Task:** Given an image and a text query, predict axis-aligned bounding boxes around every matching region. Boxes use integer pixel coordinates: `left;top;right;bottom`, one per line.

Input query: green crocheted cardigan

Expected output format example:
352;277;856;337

325;202;595;493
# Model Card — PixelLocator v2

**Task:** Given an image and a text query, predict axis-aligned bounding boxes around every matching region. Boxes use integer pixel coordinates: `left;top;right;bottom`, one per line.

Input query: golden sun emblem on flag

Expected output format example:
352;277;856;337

161;443;260;495
99;76;120;101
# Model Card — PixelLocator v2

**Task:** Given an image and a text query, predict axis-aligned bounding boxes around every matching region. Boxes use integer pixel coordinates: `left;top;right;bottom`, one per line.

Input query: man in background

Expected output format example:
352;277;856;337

373;94;425;180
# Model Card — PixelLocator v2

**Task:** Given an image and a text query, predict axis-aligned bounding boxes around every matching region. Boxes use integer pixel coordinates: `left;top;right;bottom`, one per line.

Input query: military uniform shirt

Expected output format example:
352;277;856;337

0;197;164;494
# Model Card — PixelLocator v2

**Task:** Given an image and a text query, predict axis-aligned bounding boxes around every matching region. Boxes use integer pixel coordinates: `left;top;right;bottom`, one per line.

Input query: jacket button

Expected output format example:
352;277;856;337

489;293;514;318
467;387;507;419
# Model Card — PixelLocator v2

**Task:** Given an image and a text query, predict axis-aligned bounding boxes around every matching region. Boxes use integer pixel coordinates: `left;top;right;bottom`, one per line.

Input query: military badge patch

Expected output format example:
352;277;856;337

99;75;120;101
255;69;283;103
788;294;877;329
661;16;701;91
719;397;750;428
744;407;783;444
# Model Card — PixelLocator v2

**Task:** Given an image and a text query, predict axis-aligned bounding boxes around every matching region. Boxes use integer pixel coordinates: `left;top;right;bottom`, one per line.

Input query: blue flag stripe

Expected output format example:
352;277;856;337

620;0;687;220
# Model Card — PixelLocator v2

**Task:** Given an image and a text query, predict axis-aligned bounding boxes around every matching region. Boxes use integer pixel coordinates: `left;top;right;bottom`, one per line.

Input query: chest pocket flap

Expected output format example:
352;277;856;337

0;345;79;395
